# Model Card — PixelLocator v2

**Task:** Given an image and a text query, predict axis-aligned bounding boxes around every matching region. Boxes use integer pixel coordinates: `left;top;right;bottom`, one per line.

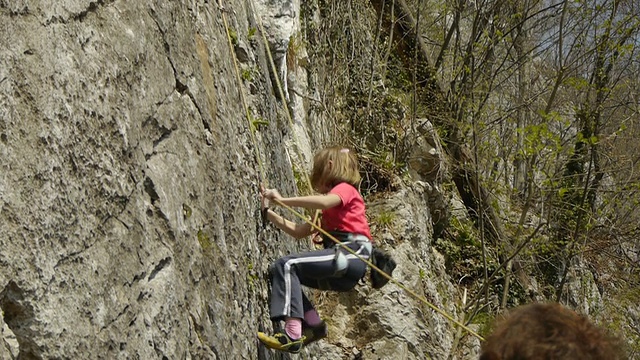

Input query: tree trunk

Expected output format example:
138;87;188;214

369;0;506;244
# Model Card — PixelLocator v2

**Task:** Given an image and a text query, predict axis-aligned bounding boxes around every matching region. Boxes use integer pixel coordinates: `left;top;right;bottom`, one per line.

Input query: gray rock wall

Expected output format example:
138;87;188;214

0;1;300;358
1;1;477;359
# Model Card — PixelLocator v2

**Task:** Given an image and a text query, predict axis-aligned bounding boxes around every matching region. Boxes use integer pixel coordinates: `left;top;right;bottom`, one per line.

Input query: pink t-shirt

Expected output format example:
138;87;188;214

322;182;372;240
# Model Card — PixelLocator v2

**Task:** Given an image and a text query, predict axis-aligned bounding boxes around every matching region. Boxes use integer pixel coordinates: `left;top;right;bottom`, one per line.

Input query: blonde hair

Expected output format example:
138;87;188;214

310;146;361;192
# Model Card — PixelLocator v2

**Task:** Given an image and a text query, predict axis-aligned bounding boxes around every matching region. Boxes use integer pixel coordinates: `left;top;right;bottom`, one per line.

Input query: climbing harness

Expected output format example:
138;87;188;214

216;0;485;342
321;232;373;277
320;232;395;289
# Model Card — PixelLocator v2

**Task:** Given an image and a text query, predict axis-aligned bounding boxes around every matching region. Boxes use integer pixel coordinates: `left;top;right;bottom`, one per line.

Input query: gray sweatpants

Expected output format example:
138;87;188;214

269;241;370;321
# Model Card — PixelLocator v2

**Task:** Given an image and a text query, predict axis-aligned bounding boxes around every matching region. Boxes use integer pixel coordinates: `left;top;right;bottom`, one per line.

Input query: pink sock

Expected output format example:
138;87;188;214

304;310;322;326
284;317;302;340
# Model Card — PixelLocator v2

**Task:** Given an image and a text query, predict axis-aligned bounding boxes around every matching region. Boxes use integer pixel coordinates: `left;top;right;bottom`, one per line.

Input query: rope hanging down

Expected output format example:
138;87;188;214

222;0;320;222
246;0;310;176
218;0;267;184
216;0;485;343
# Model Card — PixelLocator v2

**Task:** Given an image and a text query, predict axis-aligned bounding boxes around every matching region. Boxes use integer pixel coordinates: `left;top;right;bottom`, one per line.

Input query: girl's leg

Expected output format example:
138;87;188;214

269;248;336;321
268;242;369;329
302;293;322;326
301;292;328;345
259;250;332;354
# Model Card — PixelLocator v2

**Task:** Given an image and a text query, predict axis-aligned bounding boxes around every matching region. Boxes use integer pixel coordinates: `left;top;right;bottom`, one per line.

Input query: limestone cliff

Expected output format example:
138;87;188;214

0;1;297;358
1;1;500;359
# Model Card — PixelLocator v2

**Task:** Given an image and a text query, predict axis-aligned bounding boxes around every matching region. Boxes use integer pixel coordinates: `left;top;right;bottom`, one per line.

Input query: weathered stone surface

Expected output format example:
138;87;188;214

565;259;602;315
0;1;295;358
253;0;300;101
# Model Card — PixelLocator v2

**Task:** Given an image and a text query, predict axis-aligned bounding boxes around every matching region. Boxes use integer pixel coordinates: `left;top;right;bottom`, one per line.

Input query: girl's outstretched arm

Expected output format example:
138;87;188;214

261;187;341;210
278;194;341;210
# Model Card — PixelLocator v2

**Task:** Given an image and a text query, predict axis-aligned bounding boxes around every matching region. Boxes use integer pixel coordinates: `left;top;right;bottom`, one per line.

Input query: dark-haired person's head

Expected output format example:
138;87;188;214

480;302;624;360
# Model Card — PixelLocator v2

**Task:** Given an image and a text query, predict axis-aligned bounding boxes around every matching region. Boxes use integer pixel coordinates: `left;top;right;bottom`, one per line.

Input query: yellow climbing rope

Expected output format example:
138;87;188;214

218;0;267;184
216;0;485;343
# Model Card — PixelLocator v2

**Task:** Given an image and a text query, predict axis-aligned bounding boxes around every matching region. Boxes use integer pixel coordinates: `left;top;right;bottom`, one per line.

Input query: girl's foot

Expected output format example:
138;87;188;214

257;332;305;353
303;320;328;345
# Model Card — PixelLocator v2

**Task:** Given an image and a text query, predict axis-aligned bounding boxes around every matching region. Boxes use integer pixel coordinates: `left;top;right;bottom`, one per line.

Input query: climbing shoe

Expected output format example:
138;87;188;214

257;332;305;353
303;321;328;345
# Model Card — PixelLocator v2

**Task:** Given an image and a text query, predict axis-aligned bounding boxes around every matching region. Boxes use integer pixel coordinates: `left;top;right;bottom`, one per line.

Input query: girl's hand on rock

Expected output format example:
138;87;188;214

261;186;283;203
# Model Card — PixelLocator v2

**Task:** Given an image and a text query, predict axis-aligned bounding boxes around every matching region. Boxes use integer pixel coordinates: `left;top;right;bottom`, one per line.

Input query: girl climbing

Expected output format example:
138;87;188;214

257;145;373;354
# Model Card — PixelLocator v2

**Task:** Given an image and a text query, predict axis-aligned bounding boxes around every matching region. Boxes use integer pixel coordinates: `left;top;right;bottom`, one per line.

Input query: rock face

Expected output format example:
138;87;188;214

0;1;297;358
0;1;475;360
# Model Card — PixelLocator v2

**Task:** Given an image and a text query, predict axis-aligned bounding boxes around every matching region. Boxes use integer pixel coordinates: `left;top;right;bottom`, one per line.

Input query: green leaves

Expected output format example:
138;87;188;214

517;119;563;157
